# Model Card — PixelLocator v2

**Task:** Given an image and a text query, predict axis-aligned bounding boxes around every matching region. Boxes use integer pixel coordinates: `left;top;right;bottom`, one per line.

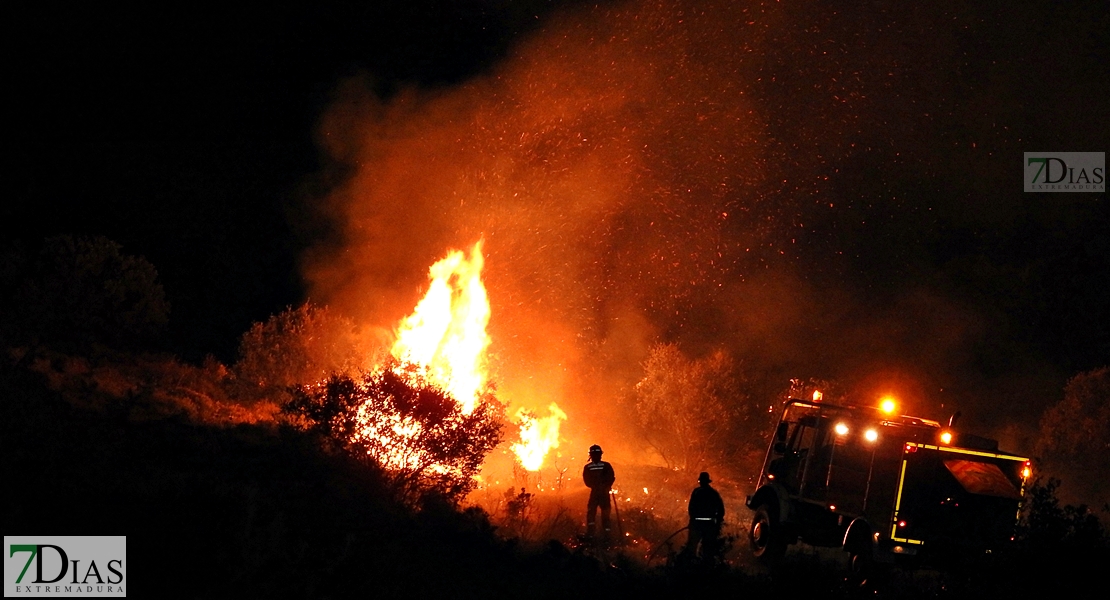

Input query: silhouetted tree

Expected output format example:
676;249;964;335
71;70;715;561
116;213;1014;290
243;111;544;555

286;363;505;505
0;235;168;353
1035;366;1110;508
632;343;767;476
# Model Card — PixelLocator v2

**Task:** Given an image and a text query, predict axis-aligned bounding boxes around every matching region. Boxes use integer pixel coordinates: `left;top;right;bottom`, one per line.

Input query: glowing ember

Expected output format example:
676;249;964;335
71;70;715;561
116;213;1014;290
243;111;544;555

391;241;491;414
511;403;567;471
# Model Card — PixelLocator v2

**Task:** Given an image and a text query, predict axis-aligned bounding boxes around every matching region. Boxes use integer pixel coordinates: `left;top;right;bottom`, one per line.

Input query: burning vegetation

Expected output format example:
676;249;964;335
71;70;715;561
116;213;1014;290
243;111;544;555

286;366;504;503
283;240;569;502
385;240;567;473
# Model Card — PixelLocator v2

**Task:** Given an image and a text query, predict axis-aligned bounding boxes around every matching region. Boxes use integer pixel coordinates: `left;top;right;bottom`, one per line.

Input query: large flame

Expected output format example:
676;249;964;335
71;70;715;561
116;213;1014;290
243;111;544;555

391;241;491;414
389;239;566;471
512;403;567;471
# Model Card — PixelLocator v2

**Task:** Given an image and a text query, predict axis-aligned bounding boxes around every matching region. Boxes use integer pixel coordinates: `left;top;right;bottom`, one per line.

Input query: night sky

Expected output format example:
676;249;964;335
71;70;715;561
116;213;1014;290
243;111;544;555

6;1;566;359
6;1;1108;443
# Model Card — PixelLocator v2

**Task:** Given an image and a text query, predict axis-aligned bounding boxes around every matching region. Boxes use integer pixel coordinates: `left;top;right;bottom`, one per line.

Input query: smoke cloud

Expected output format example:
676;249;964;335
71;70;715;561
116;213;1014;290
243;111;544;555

302;1;1084;465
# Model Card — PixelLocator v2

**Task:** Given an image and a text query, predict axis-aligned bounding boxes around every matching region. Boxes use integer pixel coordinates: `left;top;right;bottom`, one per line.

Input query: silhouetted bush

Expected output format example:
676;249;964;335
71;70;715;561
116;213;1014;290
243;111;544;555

286;364;505;505
234;303;378;404
0;235;168;353
1019;477;1108;551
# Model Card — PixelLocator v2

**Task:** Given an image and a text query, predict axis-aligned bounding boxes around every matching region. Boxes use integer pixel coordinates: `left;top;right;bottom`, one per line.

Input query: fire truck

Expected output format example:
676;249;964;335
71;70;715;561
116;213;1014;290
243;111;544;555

746;395;1031;574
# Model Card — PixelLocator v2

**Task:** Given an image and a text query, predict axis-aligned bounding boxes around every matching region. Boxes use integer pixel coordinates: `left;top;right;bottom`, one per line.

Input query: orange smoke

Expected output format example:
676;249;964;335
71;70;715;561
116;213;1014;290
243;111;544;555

307;2;778;473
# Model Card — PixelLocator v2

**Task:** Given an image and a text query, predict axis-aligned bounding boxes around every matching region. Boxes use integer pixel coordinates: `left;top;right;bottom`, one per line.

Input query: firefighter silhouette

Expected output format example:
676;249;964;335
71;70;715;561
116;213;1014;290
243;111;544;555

582;444;615;539
683;471;725;560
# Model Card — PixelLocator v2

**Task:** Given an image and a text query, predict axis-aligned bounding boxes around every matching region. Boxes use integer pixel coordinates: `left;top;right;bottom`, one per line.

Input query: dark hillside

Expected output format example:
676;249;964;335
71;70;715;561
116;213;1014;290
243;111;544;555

0;360;679;598
5;356;1107;599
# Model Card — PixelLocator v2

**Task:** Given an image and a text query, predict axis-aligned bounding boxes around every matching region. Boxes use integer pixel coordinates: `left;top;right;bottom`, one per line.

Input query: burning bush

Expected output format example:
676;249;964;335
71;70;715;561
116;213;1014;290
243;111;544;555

286;363;505;504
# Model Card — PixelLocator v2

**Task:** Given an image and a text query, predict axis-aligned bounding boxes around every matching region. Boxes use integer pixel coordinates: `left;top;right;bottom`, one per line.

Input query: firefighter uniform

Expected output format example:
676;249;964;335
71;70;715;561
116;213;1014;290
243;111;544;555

684;472;725;560
583;444;616;538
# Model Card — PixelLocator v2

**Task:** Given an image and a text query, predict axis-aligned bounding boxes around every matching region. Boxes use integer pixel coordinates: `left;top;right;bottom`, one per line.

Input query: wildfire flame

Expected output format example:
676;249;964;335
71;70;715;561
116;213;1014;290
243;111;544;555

391;241;491;414
511;403;567;471
388;240;566;471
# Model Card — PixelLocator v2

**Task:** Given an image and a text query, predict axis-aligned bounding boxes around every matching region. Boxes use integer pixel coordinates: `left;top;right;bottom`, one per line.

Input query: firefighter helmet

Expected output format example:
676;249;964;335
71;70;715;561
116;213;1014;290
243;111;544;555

698;471;712;484
589;444;603;455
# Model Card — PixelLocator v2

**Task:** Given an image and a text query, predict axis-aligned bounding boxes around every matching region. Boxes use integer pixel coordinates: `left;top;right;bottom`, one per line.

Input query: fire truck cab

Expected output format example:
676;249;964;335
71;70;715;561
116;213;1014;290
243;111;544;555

746;397;1031;572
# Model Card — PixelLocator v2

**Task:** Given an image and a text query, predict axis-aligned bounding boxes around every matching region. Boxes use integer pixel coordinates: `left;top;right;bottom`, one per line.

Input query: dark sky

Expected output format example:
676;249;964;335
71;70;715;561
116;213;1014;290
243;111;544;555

5;1;572;359
5;1;1108;438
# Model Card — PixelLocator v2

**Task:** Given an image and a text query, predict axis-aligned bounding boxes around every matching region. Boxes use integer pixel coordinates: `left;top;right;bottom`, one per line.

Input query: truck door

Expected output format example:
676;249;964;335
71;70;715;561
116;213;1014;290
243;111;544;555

766;412;821;496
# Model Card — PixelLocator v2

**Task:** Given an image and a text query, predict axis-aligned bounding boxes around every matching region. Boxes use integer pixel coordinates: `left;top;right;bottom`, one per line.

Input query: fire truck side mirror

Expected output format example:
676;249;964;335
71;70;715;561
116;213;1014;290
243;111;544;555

773;441;787;455
775;422;788;443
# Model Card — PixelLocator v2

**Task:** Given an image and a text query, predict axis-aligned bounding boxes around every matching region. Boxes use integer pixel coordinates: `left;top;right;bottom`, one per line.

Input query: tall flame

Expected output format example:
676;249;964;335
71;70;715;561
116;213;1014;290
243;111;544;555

391;241;491;414
388;239;566;472
512;403;567;471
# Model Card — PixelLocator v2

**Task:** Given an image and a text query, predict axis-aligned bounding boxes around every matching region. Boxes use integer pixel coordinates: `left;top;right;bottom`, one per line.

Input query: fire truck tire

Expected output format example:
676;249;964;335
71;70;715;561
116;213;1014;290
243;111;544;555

749;502;786;566
846;530;888;590
848;548;872;587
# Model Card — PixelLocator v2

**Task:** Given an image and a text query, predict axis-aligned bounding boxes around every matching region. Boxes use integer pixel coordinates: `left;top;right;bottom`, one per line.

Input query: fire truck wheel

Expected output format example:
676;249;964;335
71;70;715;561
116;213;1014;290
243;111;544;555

848;548;872;586
749;503;785;566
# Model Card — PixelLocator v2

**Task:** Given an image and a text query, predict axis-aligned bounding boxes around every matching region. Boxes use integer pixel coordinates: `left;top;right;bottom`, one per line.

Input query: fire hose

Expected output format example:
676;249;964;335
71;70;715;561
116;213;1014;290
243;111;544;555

610;489;624;540
645;526;690;563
